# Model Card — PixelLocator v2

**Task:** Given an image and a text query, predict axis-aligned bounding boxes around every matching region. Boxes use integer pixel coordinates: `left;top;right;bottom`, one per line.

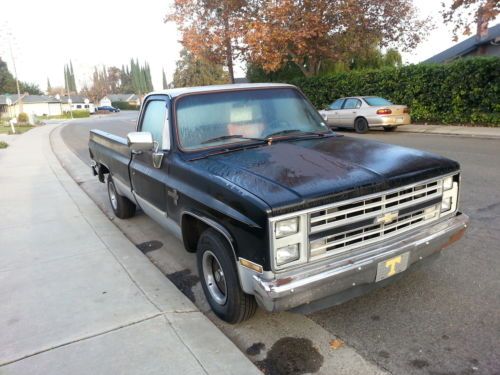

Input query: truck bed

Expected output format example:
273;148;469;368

88;129;132;192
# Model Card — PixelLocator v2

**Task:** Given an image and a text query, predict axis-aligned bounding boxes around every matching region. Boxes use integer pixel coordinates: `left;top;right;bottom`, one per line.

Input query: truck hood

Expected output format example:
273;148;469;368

190;136;459;214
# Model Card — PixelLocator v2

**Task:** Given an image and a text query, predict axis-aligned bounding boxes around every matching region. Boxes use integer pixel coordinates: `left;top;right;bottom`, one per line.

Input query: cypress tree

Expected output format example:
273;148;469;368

162;69;168;89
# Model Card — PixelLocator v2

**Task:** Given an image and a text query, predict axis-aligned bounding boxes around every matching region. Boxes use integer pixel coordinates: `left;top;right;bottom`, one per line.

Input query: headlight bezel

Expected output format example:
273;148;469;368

269;214;308;270
440;173;460;216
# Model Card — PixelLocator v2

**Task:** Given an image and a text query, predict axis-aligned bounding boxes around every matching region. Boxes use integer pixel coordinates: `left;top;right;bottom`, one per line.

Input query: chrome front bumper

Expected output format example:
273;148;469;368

251;213;468;312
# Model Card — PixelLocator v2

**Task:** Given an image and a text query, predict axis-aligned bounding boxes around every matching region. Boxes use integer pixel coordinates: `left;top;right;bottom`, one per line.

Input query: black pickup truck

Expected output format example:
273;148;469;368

89;83;468;323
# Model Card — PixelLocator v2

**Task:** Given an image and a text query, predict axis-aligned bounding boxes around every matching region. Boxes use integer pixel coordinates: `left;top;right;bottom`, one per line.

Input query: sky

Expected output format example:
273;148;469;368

0;0;489;93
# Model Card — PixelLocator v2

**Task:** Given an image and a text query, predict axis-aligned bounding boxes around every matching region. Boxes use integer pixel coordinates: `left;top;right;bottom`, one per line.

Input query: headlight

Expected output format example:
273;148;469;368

275;218;299;238
443;176;453;190
276;244;300;265
441;197;452;212
441;175;459;216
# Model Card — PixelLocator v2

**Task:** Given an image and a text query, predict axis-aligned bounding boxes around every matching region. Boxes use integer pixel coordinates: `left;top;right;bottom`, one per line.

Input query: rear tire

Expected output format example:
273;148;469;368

383;126;397;132
107;176;136;219
354;118;369;133
197;228;257;323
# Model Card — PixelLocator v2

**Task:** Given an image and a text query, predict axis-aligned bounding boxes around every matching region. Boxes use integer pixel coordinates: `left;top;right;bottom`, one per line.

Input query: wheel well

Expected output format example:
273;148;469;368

354;116;367;124
181;214;210;253
98;163;109;183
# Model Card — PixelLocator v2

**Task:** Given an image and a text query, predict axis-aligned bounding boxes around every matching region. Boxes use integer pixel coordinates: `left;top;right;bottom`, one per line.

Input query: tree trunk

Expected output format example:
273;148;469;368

223;16;235;84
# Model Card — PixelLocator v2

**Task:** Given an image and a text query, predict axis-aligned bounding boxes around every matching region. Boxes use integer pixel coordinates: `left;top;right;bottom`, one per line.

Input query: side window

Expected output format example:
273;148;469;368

140;100;167;149
329;99;344;110
343;98;361;109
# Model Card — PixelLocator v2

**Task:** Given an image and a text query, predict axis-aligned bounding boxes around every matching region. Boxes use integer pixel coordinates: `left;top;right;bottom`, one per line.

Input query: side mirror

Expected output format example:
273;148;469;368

127;132;153;152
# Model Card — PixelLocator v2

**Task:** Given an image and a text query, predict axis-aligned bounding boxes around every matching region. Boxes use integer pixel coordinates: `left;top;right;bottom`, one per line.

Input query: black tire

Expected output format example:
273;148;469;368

107;176;136;219
354;118;369;133
383;126;397;132
197;228;257;323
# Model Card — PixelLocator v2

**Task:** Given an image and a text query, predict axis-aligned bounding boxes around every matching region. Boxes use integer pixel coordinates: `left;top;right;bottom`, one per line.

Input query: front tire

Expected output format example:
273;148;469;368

197;228;257;323
107;176;136;219
354;118;369;133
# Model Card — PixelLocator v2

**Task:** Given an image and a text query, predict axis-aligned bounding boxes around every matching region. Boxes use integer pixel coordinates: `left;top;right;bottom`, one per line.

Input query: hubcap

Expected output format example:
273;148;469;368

202;250;227;305
109;182;118;210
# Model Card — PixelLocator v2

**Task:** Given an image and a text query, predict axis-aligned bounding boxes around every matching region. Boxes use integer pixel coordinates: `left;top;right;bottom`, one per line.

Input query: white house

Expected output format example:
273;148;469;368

58;95;96;113
99;94;140;107
0;94;62;118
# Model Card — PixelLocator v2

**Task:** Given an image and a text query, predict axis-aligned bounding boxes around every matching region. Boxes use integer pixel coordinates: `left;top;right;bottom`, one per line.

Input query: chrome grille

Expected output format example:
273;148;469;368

309;180;442;259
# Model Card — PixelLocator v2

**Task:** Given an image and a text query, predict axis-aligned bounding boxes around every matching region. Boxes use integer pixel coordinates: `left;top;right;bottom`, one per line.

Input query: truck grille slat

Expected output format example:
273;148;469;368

309;180;442;260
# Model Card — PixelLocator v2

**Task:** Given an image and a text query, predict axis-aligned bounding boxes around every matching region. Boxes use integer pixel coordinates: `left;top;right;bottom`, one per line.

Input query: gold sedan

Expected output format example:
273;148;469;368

319;96;411;133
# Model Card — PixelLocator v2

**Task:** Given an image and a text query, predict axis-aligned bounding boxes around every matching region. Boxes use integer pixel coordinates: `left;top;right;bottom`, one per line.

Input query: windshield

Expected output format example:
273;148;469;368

363;97;393;106
176;88;329;151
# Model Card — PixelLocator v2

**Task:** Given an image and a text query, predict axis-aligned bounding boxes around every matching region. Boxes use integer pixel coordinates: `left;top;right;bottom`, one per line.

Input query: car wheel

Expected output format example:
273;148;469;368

383;126;397;132
197;228;257;324
107;176;136;219
354;118;369;133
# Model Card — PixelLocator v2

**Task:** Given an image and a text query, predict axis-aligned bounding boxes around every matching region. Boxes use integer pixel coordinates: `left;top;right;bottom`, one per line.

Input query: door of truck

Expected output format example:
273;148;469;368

130;95;171;220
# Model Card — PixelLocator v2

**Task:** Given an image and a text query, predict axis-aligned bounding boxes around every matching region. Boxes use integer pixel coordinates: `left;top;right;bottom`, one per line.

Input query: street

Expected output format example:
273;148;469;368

60;111;500;375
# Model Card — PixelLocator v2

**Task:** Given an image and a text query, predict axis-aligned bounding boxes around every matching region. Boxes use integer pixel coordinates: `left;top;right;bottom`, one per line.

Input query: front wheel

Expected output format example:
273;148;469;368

107;176;136;219
354;118;369;133
197;228;257;323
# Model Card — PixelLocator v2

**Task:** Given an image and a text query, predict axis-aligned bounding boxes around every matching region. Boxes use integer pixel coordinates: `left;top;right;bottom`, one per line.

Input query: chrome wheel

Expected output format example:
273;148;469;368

202;250;227;305
108;181;118;210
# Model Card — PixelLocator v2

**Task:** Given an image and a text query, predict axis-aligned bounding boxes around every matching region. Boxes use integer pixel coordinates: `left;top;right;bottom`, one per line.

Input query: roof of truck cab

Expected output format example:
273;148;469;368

147;83;296;99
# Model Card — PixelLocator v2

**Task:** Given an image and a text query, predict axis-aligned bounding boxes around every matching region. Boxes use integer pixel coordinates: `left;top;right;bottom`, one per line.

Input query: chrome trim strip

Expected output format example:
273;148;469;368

112;175;136;203
134;193;182;240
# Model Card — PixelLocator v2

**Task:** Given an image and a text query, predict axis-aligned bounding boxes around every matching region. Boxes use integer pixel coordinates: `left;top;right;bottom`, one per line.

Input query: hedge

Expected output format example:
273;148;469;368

112;101;140;110
290;57;500;125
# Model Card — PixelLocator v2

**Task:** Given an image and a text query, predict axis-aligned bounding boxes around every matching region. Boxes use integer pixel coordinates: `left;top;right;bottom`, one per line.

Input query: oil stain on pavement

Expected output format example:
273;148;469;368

166;269;199;302
256;337;323;375
136;240;163;254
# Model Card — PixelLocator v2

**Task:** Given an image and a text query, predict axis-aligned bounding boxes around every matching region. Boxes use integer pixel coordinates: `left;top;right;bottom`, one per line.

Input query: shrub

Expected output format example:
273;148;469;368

112;101;140;110
290;57;500;126
71;110;90;118
0;141;8;149
17;112;29;124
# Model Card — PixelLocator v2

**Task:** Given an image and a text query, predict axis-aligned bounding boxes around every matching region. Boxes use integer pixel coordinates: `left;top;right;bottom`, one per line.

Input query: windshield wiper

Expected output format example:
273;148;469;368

201;134;264;145
264;129;328;139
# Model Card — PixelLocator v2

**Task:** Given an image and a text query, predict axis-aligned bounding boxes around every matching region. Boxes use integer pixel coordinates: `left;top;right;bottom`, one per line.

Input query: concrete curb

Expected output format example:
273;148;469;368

394;124;500;139
48;123;262;374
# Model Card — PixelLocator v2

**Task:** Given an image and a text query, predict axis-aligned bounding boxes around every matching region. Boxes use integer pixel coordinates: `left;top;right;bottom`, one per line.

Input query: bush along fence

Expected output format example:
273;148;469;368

112;101;140;110
290;57;500;125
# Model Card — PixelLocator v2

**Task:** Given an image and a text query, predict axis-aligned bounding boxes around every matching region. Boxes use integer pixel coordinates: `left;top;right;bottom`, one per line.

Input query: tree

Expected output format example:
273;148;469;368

162;69;169;89
442;0;499;39
64;61;77;93
166;0;247;83
245;0;430;77
0;57;42;95
46;78;52;94
19;82;42;95
172;48;229;87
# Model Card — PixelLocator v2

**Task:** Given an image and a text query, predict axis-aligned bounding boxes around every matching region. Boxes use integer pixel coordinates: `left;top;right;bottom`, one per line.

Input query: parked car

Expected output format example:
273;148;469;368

97;106;120;113
319;96;411;133
89;83;468;323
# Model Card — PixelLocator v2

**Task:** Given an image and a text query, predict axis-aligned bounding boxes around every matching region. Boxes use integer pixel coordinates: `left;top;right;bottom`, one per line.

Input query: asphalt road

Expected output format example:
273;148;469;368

61;112;500;375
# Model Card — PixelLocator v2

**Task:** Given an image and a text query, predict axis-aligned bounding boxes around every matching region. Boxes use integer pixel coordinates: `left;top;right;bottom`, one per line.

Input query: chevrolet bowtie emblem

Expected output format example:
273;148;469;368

375;211;399;225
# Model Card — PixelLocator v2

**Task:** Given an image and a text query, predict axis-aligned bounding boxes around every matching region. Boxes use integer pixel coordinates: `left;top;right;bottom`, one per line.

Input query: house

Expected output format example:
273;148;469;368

0;94;62;118
99;94;140;107
424;23;500;63
58;95;96;113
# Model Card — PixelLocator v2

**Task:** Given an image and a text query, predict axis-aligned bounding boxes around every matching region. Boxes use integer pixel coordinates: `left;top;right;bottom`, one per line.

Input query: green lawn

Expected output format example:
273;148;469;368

0;125;35;135
0;141;8;149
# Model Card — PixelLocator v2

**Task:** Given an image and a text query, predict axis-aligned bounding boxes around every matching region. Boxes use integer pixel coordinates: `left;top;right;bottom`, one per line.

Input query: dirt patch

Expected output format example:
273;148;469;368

256;337;323;375
409;359;430;369
166;269;199;302
135;240;163;254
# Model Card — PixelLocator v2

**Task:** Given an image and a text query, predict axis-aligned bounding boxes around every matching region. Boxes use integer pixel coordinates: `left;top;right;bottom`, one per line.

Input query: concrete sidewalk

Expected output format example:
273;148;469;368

0;124;261;375
395;124;500;138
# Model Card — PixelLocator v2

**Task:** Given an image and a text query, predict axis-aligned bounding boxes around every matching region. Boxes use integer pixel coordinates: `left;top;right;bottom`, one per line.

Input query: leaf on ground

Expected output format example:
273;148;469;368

329;338;344;350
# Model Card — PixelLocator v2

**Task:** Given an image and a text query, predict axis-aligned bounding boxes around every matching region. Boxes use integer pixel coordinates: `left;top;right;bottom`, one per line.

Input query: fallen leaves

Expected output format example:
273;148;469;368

329;338;345;350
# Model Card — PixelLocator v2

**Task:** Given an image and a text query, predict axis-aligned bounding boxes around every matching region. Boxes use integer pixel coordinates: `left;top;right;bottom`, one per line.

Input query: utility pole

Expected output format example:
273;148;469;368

6;31;23;114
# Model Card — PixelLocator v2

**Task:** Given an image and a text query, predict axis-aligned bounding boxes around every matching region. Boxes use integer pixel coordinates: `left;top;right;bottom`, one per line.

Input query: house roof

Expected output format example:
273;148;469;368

0;94;60;104
59;95;90;104
148;83;295;99
424;23;500;63
103;94;138;102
